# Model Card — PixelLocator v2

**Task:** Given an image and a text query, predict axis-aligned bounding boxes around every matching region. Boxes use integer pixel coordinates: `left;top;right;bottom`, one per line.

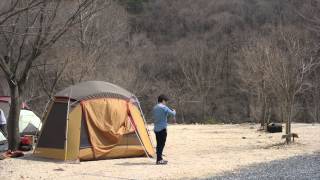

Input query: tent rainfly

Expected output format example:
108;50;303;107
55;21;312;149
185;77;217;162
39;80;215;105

34;81;155;161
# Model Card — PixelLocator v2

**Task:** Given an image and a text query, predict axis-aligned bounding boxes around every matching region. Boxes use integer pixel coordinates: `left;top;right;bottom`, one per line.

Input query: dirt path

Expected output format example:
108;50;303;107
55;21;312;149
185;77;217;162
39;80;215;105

0;123;319;180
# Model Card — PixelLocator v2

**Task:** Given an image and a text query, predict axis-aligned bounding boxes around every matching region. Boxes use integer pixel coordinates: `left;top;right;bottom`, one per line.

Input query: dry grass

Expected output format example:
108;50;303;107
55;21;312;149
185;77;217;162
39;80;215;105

0;123;319;180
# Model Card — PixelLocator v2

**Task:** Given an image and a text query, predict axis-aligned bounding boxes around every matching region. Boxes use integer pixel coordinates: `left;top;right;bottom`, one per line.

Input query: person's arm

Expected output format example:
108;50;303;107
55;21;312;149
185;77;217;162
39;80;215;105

164;106;177;124
165;106;176;116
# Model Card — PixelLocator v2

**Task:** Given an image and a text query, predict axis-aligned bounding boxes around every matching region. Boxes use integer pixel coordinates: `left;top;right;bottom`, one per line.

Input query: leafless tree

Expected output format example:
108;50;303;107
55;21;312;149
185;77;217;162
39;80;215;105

243;28;317;143
240;37;275;129
290;0;320;34
0;0;97;150
60;0;129;85
21;0;128;119
305;68;320;123
175;38;219;122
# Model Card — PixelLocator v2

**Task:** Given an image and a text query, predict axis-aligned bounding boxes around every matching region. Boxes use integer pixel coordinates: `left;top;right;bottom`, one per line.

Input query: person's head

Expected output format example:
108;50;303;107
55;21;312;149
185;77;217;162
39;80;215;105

158;94;169;104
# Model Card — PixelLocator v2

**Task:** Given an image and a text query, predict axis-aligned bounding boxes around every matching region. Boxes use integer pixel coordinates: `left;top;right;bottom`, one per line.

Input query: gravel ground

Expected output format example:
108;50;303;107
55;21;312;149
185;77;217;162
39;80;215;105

203;152;320;180
0;124;319;180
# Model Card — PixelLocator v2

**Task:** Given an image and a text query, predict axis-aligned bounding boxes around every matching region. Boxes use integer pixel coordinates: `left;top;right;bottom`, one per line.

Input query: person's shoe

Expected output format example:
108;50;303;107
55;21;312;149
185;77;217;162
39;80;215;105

156;159;168;165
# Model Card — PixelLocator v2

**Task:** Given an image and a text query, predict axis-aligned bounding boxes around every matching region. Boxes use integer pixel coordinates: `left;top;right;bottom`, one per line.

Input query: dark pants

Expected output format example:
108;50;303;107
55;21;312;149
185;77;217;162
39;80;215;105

155;129;167;161
0;124;7;138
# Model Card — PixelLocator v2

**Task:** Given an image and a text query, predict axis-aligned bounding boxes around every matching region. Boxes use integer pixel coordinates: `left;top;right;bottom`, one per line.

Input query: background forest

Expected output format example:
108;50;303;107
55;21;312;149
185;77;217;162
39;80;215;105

1;0;319;124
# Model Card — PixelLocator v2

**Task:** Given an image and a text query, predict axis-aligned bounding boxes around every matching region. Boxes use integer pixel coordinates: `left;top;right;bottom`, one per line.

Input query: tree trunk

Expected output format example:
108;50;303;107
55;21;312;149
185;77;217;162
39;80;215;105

285;101;291;144
286;118;292;143
0;83;4;95
260;96;266;129
178;99;185;124
201;95;207;123
7;84;21;151
266;99;272;126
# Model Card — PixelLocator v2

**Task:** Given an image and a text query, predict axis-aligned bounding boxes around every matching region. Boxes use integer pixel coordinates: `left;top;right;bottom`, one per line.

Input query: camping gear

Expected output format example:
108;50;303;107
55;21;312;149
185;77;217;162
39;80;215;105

19;136;33;151
34;81;155;161
19;110;42;136
267;123;282;133
24;135;35;145
20;136;31;145
0;96;39;139
0;110;42;144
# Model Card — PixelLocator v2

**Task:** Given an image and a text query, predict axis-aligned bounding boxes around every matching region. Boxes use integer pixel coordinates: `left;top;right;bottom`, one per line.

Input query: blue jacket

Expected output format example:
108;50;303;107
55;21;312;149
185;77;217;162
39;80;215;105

152;103;176;132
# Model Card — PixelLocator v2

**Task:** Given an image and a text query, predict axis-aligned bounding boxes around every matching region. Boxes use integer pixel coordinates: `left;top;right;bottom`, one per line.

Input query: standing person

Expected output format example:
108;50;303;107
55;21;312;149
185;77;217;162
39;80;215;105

152;94;176;165
0;109;7;138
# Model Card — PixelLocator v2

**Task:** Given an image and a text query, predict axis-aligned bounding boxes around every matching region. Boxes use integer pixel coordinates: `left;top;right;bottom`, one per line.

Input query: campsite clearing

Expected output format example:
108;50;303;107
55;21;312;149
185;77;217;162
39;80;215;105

0;123;319;180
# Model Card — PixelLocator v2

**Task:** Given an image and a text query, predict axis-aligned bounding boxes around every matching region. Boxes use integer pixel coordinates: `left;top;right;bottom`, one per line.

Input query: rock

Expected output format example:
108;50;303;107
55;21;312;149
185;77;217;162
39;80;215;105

53;168;65;171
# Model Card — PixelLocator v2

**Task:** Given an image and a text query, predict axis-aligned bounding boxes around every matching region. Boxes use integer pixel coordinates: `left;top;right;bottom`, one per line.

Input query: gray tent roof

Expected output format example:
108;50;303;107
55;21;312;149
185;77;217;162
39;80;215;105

55;81;135;101
21;123;38;135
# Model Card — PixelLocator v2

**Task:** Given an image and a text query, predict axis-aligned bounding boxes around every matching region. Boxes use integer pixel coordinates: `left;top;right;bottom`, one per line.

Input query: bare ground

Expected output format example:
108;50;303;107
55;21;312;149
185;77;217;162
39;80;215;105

204;153;320;180
0;123;319;180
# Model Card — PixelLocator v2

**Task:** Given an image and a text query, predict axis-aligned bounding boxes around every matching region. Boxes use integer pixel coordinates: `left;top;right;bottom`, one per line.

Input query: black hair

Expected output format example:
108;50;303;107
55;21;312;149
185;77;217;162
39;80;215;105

158;94;169;103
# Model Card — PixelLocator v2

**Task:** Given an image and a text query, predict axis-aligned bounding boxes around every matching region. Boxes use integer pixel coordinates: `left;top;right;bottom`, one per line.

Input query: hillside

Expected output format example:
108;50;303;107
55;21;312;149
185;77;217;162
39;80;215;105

0;0;319;124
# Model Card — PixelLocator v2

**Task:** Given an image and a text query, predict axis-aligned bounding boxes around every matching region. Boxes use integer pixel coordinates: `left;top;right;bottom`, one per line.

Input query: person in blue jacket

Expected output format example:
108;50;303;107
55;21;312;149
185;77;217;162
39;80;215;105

152;94;176;165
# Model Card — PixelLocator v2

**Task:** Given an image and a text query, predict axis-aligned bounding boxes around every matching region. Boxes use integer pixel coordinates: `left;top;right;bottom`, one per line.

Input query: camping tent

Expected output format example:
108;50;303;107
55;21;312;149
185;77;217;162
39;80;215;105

0;96;41;136
34;81;155;161
0;109;42;143
19;110;42;136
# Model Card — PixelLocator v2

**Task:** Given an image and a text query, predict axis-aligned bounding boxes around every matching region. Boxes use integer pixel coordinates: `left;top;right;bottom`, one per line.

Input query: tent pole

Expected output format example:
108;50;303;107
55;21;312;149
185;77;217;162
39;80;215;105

64;87;73;161
33;98;52;153
70;99;80;106
133;96;155;149
127;115;153;161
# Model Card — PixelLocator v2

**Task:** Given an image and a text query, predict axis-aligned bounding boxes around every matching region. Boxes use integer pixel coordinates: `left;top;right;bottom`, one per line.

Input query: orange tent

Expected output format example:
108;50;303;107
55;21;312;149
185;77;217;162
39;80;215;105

34;81;155;161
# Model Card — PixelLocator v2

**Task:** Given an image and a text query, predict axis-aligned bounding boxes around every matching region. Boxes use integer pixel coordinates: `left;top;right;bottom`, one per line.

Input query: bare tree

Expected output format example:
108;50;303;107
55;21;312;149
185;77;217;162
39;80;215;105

243;28;317;143
175;38;219;122
305;68;320;123
290;0;320;34
240;37;275;129
23;0;128;119
0;0;97;150
32;52;70;100
62;0;129;84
